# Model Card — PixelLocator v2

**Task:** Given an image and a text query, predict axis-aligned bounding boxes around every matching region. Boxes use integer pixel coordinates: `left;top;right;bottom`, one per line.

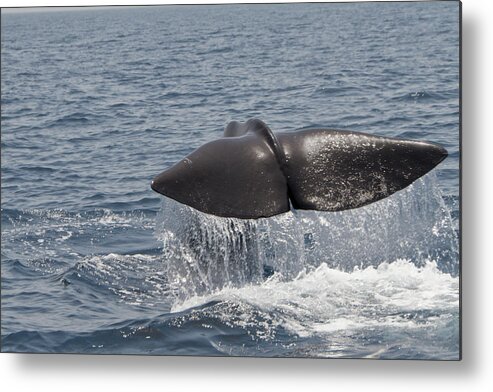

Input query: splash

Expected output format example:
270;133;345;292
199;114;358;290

155;173;459;302
171;260;459;359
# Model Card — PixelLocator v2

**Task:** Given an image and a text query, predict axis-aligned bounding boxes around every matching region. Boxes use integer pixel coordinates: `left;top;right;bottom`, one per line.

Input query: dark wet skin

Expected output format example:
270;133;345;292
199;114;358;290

151;119;447;219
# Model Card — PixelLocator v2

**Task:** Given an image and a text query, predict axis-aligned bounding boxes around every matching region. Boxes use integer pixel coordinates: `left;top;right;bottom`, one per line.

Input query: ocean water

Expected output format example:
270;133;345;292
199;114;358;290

1;2;460;358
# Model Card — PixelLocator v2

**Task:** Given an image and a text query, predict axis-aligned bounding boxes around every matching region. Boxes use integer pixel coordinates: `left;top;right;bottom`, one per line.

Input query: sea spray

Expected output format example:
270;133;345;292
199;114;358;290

290;173;459;274
156;173;459;303
156;201;263;299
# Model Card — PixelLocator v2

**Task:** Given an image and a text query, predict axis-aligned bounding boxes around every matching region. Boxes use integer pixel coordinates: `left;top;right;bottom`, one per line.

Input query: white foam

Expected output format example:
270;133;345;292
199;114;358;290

173;260;459;343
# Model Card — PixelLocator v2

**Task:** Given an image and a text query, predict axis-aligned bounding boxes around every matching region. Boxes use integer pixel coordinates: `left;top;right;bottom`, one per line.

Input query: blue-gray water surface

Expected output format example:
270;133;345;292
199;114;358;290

1;2;460;358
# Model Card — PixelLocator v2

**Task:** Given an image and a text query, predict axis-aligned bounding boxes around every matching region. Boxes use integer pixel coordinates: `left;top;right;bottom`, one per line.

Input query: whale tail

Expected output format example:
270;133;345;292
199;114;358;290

151;119;447;219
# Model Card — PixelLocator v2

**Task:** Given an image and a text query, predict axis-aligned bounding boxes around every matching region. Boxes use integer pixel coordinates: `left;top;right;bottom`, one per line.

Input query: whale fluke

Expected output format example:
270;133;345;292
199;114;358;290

276;129;447;211
151;119;447;219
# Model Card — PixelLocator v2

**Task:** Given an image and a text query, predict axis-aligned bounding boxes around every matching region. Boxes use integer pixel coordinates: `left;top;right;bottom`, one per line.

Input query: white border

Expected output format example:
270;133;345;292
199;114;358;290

2;0;492;391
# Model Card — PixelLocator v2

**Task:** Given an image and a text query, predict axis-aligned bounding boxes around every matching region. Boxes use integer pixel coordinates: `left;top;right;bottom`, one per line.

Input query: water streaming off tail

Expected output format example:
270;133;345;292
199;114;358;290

156;173;458;302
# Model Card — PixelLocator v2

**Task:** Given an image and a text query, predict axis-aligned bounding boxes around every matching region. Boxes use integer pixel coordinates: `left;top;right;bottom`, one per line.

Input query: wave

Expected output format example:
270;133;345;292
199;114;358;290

1;259;458;358
15;165;56;174
312;85;360;97
1;208;160;269
60;253;171;308
392;91;452;102
43;112;112;128
1;207;156;228
197;46;234;55
173;259;458;358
